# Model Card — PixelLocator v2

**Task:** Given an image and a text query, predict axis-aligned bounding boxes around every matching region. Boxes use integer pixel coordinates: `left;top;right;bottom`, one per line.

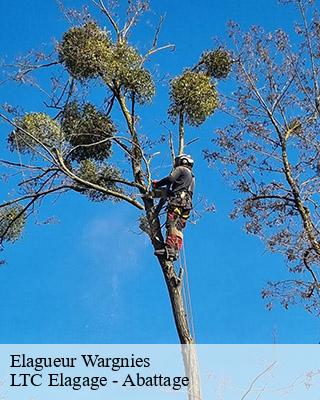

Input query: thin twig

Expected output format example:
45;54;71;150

240;362;277;400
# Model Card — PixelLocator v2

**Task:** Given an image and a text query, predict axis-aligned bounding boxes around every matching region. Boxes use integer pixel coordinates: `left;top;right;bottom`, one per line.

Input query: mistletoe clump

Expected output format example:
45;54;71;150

199;48;232;79
101;42;155;104
8;113;63;154
59;22;155;103
77;159;99;182
168;70;218;126
77;160;124;202
0;205;26;243
61;102;116;162
58;22;112;80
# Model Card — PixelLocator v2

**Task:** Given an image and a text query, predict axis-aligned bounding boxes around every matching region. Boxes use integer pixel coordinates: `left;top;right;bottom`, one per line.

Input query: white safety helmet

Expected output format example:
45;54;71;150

174;154;194;168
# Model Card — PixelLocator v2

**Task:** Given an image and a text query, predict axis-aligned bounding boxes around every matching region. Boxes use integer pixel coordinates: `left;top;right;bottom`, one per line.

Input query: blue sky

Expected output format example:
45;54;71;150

0;0;319;344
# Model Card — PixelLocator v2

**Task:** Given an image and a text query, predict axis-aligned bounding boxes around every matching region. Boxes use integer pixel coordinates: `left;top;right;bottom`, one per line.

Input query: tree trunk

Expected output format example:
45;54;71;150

160;258;201;400
178;112;185;156
144;198;201;400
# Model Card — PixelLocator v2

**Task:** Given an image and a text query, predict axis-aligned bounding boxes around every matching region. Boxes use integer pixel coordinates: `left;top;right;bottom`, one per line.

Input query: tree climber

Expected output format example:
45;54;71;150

152;154;195;261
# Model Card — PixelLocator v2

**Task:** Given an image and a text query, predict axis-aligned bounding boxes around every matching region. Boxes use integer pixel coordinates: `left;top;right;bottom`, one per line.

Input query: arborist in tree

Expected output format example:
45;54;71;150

152;154;195;261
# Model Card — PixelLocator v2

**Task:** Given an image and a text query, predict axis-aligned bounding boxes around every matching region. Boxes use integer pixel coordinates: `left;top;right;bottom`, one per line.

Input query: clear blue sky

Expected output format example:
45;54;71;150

0;0;319;344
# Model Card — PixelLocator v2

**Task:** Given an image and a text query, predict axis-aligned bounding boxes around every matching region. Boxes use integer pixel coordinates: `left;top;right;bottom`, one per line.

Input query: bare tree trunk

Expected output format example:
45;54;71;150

144;198;201;400
181;344;201;400
178;112;185;156
160;258;201;400
117;88;201;399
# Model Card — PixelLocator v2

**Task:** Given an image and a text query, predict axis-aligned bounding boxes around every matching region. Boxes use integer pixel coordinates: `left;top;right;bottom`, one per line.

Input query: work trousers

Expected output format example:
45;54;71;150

165;200;191;259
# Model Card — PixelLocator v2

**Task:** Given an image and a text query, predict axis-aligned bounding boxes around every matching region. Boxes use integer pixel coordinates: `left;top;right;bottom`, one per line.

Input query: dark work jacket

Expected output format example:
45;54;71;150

156;166;195;196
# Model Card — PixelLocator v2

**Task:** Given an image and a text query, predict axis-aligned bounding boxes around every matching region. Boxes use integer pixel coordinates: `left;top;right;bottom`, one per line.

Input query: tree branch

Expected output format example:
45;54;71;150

141;44;175;65
0;185;73;210
297;0;320;112
92;0;120;39
247;194;296;204
121;2;147;39
55;149;145;210
0;159;47;171
140;15;175;65
114;89;145;187
240;362;277;400
14;61;60;81
178;111;185;156
303;249;319;286
280;136;320;255
0;113;58;165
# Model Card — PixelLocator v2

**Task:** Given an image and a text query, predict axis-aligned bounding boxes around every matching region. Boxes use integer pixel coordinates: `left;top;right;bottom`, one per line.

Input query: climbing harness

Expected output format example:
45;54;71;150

151;187;169;199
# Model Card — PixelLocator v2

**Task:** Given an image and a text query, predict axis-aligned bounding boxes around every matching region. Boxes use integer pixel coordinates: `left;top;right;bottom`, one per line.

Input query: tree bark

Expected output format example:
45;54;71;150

116;89;201;400
144;199;201;400
179;112;185;156
280;136;320;255
160;258;201;400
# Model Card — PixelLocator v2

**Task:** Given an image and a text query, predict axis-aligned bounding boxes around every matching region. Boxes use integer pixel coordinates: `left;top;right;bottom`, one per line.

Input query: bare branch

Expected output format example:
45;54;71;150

185;137;199;148
247;195;296;204
0;113;58;165
17;168;59;187
121;2;147;39
169;130;176;162
297;0;320;111
0;159;47;171
91;0;120;38
141;44;175;65
140;14;175;65
114;89;147;187
271;75;295;113
0;185;72;210
303;249;319;286
55;149;145;210
14;61;60;81
240;362;277;400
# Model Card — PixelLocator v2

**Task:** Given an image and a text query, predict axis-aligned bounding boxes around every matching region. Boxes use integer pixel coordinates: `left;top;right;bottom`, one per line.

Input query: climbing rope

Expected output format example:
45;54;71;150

179;241;196;342
179;243;202;394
